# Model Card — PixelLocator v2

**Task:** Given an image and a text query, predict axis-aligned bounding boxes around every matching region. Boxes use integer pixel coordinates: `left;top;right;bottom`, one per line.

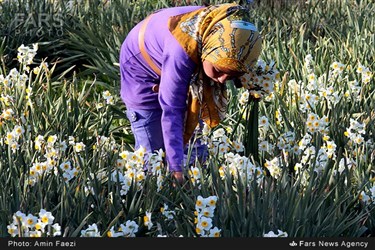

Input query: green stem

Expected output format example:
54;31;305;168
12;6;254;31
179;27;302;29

245;98;259;164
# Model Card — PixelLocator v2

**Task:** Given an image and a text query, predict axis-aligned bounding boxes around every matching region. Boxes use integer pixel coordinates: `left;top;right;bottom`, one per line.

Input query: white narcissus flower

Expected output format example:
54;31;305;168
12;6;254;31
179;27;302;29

263;229;288;237
195;195;207;211
209;227;221;237
38;209;54;225
120;220;139;237
80;223;100;237
197;216;212;231
74;142;86;153
143;211;153;230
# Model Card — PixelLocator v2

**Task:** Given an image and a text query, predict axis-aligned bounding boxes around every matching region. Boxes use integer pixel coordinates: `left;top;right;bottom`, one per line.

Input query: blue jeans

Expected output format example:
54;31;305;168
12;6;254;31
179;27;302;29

126;108;207;168
183;120;208;167
126;108;164;153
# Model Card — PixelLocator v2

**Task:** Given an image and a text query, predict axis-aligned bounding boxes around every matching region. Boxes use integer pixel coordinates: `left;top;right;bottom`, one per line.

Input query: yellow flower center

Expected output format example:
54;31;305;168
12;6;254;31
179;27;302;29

41;216;48;224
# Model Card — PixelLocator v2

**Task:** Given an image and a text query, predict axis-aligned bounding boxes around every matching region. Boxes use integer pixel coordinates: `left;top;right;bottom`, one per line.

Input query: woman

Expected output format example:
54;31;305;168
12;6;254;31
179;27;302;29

119;2;262;184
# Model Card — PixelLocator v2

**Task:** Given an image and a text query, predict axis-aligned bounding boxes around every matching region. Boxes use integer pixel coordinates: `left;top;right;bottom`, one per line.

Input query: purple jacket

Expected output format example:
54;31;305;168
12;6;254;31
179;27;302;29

119;6;204;172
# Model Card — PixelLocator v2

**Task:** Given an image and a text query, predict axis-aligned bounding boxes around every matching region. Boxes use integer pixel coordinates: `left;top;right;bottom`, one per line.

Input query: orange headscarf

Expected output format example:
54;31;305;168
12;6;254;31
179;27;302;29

168;3;262;143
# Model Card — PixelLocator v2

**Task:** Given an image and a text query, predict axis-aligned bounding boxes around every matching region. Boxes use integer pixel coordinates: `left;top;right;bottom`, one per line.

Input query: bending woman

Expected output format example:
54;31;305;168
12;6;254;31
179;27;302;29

119;3;262;184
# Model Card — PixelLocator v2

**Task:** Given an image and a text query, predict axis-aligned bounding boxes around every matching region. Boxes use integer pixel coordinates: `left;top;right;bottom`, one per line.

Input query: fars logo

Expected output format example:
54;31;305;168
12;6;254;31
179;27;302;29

289;241;298;247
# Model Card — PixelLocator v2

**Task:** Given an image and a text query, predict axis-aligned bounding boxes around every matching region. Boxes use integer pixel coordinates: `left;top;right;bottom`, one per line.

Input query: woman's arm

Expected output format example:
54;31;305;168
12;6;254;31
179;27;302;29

158;41;196;173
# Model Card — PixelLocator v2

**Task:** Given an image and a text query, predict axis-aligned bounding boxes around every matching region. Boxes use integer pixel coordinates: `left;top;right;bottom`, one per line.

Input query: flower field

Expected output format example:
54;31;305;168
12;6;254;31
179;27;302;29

0;0;374;238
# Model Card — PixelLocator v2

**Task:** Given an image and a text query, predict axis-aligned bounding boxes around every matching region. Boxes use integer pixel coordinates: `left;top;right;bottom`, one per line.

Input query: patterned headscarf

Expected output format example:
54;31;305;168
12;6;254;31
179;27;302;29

168;3;262;143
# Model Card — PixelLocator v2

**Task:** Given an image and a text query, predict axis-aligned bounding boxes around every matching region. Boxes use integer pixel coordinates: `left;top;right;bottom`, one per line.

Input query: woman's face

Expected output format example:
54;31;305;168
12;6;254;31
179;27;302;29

202;60;245;84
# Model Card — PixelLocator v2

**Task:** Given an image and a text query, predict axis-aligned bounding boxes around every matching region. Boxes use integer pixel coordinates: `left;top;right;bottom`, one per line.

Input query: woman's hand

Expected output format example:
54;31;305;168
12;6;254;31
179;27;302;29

171;171;184;186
